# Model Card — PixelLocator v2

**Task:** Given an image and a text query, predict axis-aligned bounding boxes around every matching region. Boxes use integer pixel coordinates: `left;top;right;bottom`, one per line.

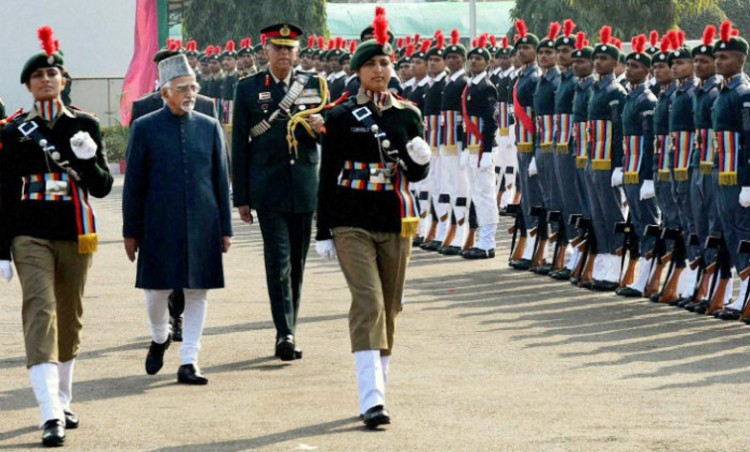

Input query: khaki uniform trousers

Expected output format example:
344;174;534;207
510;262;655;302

12;236;91;367
333;227;411;356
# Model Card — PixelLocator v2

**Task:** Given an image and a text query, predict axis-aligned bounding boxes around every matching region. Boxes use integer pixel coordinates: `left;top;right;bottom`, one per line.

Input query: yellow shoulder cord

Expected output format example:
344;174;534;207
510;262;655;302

286;75;329;161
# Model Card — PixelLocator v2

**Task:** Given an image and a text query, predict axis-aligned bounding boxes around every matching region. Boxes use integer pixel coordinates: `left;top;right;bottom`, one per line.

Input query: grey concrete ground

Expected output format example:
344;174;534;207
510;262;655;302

0;176;748;451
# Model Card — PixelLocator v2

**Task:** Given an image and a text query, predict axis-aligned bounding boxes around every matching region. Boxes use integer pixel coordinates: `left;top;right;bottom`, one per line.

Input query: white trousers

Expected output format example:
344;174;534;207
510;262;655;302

468;154;499;226
145;289;208;365
354;350;386;415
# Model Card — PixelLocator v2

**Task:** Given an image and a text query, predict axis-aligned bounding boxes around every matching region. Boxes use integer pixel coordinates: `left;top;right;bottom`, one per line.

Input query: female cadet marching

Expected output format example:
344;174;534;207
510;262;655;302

314;7;430;429
0;27;113;447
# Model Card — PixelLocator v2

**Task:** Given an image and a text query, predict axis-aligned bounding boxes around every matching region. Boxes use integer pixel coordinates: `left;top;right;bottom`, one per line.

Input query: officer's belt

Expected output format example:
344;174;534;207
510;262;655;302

249;74;310;138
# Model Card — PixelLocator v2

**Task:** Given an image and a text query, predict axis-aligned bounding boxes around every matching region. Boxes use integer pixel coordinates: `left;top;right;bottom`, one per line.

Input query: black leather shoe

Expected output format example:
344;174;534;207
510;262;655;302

550;268;572;280
438;245;462;255
692;300;710;314
649;292;661;303
275;335;297;361
714;308;741;320
743;317;750;325
615;287;643;297
668;297;686;306
532;263;552;275
592;280;619;291
362;405;391;429
677;297;696;308
419;240;442;251
509;258;532;270
145;334;171;375
171;316;183;342
63;410;78;429
42;419;65;447
177;364;208;385
461;247;495;259
412;236;424;247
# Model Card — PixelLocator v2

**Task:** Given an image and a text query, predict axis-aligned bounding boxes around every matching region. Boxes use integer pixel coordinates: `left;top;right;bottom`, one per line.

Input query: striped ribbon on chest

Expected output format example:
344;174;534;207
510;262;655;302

555;113;572;153
623;136;644;184
442;110;461;150
655;134;671;181
716;130;740;186
696;128;715;174
338;161;394;191
589;119;613;170
672;130;694;181
515;105;534;152
498;102;510;135
573;121;588;168
425;114;442;149
22;173;72;201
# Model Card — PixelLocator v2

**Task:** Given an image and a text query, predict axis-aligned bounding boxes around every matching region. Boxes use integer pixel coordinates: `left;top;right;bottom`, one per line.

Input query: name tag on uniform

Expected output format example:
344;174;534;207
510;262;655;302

369;168;392;185
258;92;272;100
45;180;68;195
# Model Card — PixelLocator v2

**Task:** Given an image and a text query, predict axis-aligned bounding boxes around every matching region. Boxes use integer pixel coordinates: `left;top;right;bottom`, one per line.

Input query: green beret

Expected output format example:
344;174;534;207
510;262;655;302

338;52;351;66
652;51;670;65
692;43;714;58
350;39;393;71
444;43;467;58
714;36;749;56
495;47;511;58
467;46;490;61
625;51;652;68
514;34;540;49
555;34;576;49
21;52;64;84
572;46;594;60
592;43;620;60
536;38;556;52
425;46;445;59
667;46;692;65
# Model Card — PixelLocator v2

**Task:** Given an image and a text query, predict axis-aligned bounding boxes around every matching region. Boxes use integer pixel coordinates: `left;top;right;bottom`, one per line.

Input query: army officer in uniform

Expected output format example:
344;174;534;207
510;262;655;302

231;23;326;361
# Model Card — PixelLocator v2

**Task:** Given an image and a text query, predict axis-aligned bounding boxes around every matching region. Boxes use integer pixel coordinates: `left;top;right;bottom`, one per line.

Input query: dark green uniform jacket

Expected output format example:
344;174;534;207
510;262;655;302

587;73;627;169
621;82;657;183
693;75;721;173
711;73;750;186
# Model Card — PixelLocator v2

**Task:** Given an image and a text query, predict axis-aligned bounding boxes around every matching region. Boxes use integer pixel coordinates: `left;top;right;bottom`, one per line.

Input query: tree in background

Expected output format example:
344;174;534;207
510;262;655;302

184;0;328;46
679;4;726;38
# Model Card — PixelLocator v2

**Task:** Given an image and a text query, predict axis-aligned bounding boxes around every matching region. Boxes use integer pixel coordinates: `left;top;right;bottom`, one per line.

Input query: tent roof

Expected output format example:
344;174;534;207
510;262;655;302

327;1;515;40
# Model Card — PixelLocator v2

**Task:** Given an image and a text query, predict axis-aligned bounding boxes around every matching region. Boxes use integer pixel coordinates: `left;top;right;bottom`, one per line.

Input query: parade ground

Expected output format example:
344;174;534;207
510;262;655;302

1;176;748;451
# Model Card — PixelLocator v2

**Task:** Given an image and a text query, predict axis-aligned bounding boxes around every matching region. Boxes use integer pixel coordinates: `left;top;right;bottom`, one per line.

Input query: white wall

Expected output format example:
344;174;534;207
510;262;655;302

0;0;136;116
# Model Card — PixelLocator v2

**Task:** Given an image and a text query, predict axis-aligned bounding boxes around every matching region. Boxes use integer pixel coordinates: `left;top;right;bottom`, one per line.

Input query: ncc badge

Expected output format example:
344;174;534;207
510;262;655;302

280;25;291;37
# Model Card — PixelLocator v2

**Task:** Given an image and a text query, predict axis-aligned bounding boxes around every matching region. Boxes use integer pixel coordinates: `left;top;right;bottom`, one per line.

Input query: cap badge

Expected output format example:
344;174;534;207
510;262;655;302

280;25;291;37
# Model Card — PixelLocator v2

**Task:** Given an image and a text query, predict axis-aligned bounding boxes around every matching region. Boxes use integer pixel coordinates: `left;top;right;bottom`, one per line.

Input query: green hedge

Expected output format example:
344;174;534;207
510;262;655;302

101;124;130;162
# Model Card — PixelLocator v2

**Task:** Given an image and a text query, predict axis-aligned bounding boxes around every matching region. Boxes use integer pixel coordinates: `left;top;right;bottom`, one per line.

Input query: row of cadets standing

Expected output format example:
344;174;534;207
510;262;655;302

490;37;519;214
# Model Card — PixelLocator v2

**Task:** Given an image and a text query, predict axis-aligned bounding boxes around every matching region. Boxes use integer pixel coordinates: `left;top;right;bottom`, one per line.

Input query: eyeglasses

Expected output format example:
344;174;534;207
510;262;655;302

169;83;201;94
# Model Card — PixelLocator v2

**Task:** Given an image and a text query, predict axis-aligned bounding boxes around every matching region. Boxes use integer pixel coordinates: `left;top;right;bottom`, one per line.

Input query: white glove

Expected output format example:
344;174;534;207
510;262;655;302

479;153;494;168
528;157;538;177
459;150;469;169
0;260;13;282
611;167;624;187
639;179;655;200
70;131;97;160
406;137;431;165
315;240;337;261
740;187;750;208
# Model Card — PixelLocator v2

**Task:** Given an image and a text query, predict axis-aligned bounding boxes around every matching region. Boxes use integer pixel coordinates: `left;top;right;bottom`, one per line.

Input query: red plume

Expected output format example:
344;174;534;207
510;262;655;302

307;35;315;49
373;6;389;46
436;32;445;49
660;33;672;54
187;40;197;52
634;34;647;54
261;33;267;46
547;22;561;41
204;46;212;56
420;39;432;53
225;40;235;52
678;30;686;47
720;20;732;42
732;29;740;36
317;36;325;49
515;19;528;38
397;37;405;48
501;36;508;49
349;40;357;53
471;38;477;48
612;38;622;50
327;39;335;50
415;33;421;43
434;29;442;39
168;39;180;51
54;40;60;51
176;39;183;49
599;26;612;45
575;31;586;50
649;31;659;47
478;34;488;49
406;43;415;57
338;36;346;49
489;35;497;47
405;36;412;46
563;19;576;37
514;34;520;43
668;30;680;50
450;29;460;45
214;45;222;54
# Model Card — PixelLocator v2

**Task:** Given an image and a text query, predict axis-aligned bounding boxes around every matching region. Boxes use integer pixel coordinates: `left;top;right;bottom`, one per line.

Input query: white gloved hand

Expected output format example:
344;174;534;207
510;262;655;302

740;187;750;208
479;152;494;168
459;150;469;169
315;240;337;261
611;167;624;187
406;136;431;165
639;179;655;200
0;260;13;282
528;157;538;176
70;131;97;160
